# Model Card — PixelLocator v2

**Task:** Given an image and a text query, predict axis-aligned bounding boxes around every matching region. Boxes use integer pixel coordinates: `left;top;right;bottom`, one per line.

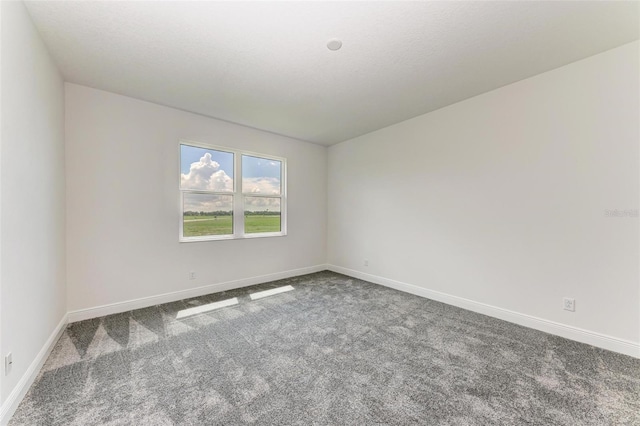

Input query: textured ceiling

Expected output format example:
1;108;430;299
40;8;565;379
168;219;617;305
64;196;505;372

25;1;639;146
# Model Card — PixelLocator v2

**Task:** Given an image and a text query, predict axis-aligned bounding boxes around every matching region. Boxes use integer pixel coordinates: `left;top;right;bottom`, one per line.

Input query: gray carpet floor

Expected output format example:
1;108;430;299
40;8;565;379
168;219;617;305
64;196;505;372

9;271;640;425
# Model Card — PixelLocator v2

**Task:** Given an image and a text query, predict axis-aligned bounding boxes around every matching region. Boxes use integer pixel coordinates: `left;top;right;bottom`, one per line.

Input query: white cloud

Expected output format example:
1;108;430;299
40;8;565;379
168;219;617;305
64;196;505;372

243;177;280;195
181;153;233;191
184;194;232;212
245;196;280;211
181;153;283;212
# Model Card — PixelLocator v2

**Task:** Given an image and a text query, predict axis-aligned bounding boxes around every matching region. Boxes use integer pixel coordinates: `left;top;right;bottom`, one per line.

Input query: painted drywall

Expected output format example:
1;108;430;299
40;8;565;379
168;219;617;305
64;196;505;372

328;41;640;346
0;0;66;405
0;0;3;406
65;84;327;312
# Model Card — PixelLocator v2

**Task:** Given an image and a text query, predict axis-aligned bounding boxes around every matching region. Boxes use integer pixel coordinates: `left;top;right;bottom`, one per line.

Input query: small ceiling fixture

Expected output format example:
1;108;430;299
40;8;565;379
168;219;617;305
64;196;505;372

327;39;342;51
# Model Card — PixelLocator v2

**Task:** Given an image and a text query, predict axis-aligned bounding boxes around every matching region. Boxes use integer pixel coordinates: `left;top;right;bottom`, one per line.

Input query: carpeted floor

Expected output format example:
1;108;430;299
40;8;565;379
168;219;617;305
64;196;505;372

9;271;640;425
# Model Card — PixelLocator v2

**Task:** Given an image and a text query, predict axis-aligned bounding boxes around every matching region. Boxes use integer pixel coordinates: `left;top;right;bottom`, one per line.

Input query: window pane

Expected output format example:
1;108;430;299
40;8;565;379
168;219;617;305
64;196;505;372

242;155;281;195
183;194;233;237
180;144;234;191
244;197;281;234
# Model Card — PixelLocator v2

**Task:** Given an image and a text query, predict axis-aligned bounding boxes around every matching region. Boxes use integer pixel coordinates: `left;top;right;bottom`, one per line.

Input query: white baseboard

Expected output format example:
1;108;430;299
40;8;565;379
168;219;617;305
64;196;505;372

0;313;69;426
67;264;328;323
327;264;640;359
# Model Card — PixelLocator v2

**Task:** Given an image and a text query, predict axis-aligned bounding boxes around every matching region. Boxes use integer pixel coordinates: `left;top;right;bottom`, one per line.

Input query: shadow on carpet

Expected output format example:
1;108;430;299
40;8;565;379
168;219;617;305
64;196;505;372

9;271;640;425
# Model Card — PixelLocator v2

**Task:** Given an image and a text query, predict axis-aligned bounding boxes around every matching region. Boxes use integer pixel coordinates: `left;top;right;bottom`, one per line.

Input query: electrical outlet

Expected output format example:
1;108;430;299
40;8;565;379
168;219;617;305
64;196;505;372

563;297;575;312
188;271;196;280
364;259;369;267
5;353;12;375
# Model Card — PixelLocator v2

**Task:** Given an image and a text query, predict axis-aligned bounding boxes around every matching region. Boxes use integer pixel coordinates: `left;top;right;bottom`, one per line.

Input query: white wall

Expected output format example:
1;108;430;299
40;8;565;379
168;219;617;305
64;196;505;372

328;42;639;349
0;0;66;405
65;84;327;313
0;0;3;406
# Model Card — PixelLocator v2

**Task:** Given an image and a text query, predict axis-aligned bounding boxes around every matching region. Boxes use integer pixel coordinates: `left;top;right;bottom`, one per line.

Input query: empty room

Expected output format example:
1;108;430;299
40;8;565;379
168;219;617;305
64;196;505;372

1;1;639;424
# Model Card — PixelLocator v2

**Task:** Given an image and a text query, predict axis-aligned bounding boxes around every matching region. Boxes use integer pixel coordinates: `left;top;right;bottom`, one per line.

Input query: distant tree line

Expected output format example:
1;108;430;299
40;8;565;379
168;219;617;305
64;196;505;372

244;211;280;216
184;211;232;216
183;211;280;217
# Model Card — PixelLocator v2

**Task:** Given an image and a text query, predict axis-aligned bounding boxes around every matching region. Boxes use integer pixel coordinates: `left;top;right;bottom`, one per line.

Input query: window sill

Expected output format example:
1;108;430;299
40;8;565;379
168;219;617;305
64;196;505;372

179;232;287;243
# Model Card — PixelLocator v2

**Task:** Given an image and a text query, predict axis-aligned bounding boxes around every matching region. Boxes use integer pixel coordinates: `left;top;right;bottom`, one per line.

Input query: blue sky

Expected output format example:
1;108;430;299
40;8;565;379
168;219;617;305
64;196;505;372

180;145;281;180
180;145;233;176
181;145;282;201
242;155;281;179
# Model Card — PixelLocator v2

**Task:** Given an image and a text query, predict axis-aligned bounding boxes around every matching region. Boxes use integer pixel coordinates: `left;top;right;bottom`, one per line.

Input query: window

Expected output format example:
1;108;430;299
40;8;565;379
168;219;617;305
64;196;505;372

179;141;286;241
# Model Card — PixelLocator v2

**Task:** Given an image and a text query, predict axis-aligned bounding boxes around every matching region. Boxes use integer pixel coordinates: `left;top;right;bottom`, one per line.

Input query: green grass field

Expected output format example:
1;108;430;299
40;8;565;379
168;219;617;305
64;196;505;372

183;215;281;237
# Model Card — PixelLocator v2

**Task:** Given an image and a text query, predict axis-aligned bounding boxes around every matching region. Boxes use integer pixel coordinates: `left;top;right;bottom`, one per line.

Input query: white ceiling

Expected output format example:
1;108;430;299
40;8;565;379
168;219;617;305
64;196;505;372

25;1;639;146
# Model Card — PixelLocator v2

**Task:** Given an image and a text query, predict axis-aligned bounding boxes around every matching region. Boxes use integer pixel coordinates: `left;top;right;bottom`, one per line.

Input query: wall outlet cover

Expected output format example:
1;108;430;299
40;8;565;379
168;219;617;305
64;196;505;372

563;297;575;312
5;352;12;375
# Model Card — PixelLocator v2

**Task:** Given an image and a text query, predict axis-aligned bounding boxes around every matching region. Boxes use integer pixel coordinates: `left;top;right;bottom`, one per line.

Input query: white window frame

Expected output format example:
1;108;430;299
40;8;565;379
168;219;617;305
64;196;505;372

179;140;287;242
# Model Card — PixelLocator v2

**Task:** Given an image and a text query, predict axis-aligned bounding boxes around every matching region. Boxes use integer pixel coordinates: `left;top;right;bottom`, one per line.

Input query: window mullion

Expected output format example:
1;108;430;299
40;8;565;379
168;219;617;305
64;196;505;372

180;141;285;241
233;152;244;237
